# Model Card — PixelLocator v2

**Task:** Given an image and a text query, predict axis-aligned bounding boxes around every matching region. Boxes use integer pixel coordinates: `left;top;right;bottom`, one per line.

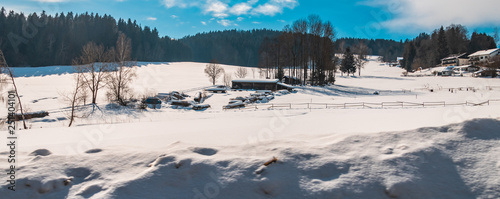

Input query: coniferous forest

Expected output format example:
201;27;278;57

402;24;497;71
0;9;409;68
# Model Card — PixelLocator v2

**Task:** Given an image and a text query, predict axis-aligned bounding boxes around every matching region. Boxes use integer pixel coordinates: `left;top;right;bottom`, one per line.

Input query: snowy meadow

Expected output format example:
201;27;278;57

1;58;500;199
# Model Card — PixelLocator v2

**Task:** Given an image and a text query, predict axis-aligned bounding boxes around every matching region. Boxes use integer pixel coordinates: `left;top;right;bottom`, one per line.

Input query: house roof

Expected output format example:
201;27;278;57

232;79;279;84
442;53;468;60
469;48;499;57
454;65;474;69
277;82;295;89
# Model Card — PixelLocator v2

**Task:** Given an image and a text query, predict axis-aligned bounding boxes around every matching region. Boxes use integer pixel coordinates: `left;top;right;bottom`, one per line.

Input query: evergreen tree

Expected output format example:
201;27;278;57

403;25;497;71
341;47;355;76
469;32;497;53
402;42;416;72
437;26;449;60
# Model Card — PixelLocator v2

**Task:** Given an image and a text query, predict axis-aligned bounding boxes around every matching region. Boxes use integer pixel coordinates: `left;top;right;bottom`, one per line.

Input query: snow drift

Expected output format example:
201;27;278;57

1;118;499;199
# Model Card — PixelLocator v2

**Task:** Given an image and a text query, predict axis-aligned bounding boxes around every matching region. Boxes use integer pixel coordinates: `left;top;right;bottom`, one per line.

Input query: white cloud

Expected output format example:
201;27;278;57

201;21;207;25
362;0;500;33
31;0;66;2
204;0;228;18
159;0;299;21
230;3;252;15
161;0;200;8
171;15;179;19
252;0;298;16
253;4;281;16
217;19;237;27
162;0;177;8
237;17;245;21
270;0;298;9
146;17;157;21
252;21;261;24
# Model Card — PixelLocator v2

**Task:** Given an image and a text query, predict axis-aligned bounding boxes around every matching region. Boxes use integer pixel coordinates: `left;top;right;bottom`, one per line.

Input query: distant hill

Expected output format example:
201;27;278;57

334;38;405;62
0;9;404;67
179;29;282;67
179;31;405;66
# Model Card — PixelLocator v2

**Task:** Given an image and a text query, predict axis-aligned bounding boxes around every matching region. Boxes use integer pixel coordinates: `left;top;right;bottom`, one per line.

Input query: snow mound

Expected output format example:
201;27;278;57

29;149;52;156
85;149;103;154
190;147;218;156
1;119;499;198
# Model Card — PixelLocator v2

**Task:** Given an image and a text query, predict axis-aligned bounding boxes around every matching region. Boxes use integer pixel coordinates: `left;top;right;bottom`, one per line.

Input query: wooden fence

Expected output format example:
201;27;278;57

223;99;500;111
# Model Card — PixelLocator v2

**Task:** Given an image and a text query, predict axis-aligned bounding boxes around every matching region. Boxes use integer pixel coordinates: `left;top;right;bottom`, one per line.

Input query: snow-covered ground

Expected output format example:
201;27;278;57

1;57;500;198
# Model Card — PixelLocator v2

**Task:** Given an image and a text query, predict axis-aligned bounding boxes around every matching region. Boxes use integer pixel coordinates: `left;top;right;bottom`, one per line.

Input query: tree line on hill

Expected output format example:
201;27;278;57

0;8;191;67
258;15;337;86
334;38;404;62
0;8;405;69
179;29;282;67
402;24;497;72
257;15;372;86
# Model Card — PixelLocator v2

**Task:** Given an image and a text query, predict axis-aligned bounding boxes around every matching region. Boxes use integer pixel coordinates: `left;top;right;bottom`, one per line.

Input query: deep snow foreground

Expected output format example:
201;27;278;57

1;118;499;199
2;58;500;198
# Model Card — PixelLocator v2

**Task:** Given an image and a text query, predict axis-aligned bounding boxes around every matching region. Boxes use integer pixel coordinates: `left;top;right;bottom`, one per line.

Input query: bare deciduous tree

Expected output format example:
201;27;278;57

107;33;137;106
73;42;113;107
223;72;232;87
0;49;27;129
64;72;88;127
204;60;224;85
234;67;248;78
354;42;369;76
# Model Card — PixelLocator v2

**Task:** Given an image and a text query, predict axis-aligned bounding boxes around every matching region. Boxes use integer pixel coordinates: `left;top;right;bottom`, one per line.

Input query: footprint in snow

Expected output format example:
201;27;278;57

191;147;218;156
29;149;52;156
85;148;103;154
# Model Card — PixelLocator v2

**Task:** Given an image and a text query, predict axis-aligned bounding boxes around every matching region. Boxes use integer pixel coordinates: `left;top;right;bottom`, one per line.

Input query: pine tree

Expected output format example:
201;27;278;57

402;42;416;72
437;26;449;60
341;47;355;76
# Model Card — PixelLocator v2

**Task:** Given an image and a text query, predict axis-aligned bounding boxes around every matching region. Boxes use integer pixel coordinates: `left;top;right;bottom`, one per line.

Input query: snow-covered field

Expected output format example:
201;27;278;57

1;57;500;198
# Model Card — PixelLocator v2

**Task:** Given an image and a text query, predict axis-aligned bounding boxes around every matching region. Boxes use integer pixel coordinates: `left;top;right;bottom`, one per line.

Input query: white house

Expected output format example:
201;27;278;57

441;53;469;67
468;48;499;64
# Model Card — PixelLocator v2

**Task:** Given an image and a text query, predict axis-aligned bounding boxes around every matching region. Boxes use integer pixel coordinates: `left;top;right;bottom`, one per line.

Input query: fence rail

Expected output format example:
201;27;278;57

223;99;500;111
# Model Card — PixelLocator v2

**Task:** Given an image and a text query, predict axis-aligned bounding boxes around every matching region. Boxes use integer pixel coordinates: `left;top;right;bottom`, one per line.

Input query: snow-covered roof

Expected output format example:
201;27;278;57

277;82;295;89
442;53;468;60
443;66;455;71
469;48;499;57
232;79;279;83
454;65;474;69
430;66;449;72
205;88;226;91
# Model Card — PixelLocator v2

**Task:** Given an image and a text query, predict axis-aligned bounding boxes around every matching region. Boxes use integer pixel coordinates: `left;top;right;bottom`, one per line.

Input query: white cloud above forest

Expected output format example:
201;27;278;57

360;0;500;33
160;0;299;26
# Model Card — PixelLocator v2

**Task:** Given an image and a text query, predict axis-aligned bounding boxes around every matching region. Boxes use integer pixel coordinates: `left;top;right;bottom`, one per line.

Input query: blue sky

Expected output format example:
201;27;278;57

2;0;499;40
